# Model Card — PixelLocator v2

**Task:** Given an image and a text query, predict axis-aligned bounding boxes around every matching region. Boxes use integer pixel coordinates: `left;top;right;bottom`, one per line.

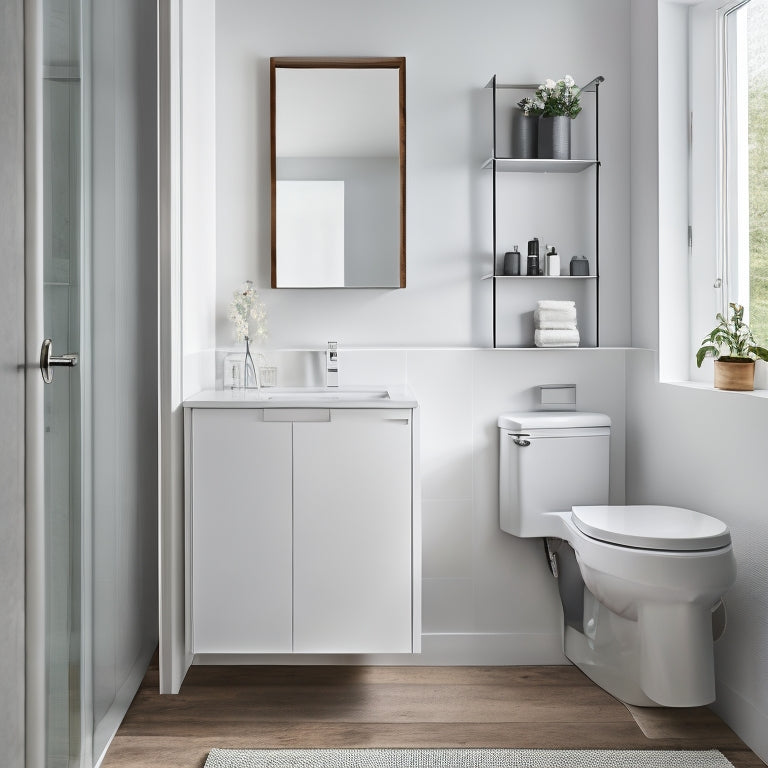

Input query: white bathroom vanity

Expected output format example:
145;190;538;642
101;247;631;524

182;387;421;661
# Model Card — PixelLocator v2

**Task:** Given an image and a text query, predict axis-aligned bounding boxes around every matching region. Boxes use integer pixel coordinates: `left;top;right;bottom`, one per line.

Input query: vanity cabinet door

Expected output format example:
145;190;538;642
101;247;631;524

190;409;293;653
292;409;413;653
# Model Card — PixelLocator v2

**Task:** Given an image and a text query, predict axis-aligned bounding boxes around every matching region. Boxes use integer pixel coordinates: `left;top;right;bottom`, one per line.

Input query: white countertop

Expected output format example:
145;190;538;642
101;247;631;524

183;385;418;409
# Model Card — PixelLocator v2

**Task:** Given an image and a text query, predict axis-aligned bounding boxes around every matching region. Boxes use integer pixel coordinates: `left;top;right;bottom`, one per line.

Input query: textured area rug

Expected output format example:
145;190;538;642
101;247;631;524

203;748;735;768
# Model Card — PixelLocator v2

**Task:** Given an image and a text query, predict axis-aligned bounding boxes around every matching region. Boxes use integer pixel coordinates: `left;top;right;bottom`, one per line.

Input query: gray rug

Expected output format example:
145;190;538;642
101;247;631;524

203;748;735;768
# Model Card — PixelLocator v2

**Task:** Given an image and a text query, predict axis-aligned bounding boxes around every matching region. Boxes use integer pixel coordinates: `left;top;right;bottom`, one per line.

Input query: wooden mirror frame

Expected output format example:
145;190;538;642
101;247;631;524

270;56;406;288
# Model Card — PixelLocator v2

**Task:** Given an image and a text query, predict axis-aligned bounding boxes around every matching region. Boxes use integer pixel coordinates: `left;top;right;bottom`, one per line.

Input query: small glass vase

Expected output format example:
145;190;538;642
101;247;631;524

243;336;261;389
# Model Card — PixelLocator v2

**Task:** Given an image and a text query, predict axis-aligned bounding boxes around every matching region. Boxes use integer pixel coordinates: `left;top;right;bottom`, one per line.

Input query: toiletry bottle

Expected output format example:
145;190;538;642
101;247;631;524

546;246;560;276
526;237;539;276
569;254;590;276
503;246;521;276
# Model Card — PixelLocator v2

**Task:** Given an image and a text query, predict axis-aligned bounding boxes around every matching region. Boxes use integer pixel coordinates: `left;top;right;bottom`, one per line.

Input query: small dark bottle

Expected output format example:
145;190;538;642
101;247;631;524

503;246;521;276
526;237;540;276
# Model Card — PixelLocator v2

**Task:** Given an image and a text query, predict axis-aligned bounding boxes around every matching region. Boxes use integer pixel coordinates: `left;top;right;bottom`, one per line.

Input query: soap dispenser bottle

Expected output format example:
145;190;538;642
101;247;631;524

546;246;560;276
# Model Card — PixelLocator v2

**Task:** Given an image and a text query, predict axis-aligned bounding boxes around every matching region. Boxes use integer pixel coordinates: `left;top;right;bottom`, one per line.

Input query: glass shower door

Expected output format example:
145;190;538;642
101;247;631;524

41;0;89;765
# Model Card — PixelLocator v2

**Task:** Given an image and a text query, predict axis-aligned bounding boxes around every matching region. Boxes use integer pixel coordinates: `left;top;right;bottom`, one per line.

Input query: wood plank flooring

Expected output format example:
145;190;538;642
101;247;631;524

101;662;765;768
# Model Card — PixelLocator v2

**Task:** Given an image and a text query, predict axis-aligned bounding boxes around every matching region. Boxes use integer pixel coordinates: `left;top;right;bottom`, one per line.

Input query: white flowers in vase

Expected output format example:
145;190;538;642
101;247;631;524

536;75;582;119
517;96;543;117
228;280;268;344
227;280;268;390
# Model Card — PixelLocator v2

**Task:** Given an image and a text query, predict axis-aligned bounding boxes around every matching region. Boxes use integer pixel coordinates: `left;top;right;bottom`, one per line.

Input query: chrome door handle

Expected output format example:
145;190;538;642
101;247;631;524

40;338;78;384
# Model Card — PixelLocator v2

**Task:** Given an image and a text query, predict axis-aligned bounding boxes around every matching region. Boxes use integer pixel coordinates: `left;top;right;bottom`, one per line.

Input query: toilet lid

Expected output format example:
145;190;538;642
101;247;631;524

571;505;732;551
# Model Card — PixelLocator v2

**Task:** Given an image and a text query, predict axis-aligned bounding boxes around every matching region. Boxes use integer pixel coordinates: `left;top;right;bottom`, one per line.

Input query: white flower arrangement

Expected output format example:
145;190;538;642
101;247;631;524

536;74;582;119
517;96;543;117
228;280;268;344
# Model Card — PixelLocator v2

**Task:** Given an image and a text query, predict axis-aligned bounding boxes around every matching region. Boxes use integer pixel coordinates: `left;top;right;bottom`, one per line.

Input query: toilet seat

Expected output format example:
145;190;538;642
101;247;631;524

571;505;731;552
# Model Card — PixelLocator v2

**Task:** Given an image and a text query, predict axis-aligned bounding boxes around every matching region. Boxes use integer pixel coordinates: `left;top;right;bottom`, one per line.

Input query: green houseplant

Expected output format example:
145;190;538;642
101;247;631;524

695;302;768;390
535;75;582;160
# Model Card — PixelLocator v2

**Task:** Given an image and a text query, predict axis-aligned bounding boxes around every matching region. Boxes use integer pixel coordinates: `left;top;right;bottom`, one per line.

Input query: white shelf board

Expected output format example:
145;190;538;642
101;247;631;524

483;158;598;173
482;274;596;280
485;76;604;93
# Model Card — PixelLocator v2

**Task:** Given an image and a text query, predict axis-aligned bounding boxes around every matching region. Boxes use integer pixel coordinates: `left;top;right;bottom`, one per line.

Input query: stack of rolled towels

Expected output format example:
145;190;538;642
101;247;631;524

534;300;579;348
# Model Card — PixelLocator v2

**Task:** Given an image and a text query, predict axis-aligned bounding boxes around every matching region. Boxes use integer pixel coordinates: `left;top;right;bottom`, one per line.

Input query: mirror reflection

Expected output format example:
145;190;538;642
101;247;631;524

271;58;405;288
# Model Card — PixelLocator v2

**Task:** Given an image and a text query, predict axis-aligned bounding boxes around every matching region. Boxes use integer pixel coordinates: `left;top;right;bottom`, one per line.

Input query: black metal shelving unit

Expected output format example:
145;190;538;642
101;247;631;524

484;75;604;349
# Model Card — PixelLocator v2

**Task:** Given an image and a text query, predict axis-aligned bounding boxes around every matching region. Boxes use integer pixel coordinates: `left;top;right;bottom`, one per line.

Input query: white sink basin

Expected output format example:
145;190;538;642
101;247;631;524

184;386;417;409
262;388;390;402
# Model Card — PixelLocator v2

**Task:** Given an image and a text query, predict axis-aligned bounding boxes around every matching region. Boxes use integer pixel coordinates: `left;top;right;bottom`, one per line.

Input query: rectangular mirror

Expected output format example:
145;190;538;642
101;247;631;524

270;57;406;288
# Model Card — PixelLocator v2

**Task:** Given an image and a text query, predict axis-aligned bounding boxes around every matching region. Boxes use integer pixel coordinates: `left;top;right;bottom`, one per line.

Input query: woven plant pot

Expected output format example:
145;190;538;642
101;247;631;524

714;357;755;391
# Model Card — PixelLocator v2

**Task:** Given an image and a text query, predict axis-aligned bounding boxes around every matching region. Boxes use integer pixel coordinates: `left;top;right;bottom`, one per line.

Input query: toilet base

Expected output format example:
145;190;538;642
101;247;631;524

563;584;718;707
564;625;657;706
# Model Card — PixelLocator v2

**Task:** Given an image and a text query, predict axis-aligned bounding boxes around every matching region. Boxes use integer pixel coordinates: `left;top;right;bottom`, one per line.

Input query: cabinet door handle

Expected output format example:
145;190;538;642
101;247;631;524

263;408;330;422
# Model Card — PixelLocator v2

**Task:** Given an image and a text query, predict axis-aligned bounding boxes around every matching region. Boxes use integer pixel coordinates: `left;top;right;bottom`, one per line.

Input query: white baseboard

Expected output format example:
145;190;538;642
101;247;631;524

192;632;568;667
711;677;768;764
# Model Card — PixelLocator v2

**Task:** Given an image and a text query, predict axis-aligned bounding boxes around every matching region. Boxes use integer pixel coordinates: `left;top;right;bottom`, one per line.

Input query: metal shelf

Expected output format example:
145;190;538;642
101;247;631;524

481;274;596;281
483;158;598;173
485;75;605;93
486;73;604;349
492;345;599;350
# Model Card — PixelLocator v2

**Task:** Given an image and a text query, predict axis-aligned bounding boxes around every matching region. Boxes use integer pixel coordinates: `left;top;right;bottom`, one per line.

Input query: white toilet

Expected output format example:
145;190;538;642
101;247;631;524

498;411;736;707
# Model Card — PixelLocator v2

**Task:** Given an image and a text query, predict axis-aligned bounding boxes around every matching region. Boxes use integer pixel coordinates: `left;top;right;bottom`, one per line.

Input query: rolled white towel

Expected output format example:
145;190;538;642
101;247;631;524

534;308;577;326
537;300;576;311
534;328;580;347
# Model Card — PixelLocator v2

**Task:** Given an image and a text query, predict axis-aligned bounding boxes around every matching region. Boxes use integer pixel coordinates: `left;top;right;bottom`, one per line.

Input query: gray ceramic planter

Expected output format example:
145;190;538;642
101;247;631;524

538;115;571;159
512;113;538;159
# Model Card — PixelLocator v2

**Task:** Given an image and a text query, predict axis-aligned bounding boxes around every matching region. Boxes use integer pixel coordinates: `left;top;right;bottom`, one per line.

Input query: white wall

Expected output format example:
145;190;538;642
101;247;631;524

182;0;217;397
628;1;768;761
196;0;634;663
214;0;632;349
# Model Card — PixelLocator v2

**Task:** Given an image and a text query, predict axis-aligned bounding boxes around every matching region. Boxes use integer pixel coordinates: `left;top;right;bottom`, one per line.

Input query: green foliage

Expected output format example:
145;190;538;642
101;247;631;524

517;97;543;117
695;302;768;367
536;76;582;119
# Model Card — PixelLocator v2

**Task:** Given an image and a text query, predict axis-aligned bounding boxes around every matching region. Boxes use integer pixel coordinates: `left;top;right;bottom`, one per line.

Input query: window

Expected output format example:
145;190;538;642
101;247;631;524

723;0;768;343
685;0;768;383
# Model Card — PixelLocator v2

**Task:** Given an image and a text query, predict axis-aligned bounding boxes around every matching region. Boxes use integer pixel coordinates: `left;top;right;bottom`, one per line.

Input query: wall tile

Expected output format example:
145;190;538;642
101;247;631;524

422;577;475;634
422;498;474;579
407;350;474;500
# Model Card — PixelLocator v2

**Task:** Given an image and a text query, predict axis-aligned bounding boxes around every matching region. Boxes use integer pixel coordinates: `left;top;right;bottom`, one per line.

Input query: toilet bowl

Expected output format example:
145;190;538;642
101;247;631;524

498;411;737;707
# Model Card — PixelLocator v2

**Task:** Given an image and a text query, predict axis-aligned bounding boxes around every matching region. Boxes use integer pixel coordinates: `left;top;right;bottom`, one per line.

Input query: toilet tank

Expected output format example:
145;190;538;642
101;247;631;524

499;412;611;538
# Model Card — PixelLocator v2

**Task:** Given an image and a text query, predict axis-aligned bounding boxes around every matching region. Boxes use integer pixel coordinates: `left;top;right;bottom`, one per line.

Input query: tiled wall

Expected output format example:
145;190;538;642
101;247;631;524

213;346;628;663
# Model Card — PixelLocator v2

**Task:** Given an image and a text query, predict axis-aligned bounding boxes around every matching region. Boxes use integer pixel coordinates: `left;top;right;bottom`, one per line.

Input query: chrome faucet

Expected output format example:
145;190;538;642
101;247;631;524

326;341;339;387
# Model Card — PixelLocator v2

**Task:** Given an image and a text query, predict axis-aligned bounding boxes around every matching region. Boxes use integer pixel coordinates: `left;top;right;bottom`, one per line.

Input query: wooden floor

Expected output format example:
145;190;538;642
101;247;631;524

101;661;765;768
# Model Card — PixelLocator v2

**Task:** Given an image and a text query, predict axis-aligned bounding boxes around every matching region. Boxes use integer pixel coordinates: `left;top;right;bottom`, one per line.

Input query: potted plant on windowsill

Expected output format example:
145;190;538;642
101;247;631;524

695;302;768;391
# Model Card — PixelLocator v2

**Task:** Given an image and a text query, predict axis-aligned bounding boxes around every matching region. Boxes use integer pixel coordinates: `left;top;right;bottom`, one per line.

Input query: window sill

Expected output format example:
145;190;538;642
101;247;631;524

661;380;768;399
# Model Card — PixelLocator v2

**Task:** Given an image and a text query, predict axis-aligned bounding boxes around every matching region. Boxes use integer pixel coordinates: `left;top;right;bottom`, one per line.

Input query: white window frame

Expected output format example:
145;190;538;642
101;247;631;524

687;0;750;383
